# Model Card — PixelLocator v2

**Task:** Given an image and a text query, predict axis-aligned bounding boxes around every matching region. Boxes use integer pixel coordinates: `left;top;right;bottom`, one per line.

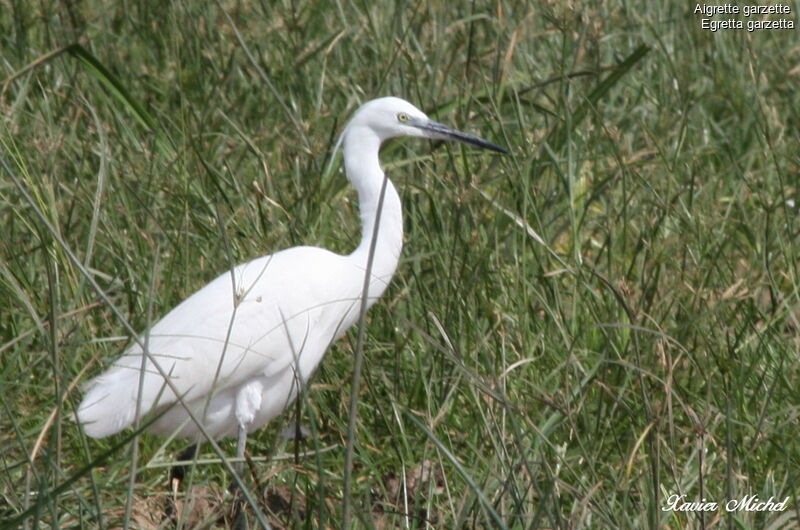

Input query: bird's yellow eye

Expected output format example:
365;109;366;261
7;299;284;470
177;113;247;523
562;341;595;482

397;112;410;123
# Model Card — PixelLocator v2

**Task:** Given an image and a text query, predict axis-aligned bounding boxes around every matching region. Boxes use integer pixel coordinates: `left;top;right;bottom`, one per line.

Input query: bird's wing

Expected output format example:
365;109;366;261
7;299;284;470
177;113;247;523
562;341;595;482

77;247;362;437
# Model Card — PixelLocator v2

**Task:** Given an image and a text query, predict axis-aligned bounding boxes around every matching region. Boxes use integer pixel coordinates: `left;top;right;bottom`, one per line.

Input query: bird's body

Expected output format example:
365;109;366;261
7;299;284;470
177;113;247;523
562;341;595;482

79;245;393;439
77;97;505;454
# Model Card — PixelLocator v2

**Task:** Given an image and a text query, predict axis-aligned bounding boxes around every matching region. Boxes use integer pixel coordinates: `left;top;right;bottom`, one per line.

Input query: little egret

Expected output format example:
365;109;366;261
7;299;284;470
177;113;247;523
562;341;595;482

77;97;507;473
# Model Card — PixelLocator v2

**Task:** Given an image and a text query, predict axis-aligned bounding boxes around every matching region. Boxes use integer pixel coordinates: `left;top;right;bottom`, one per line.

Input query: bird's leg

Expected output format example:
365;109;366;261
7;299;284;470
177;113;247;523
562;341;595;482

170;443;199;493
230;424;248;529
229;423;249;493
166;443;199;524
231;377;262;524
235;423;247;479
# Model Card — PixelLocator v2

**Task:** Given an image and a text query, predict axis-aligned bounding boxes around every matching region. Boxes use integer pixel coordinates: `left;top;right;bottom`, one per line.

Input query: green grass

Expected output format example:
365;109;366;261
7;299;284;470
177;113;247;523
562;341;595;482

2;1;799;528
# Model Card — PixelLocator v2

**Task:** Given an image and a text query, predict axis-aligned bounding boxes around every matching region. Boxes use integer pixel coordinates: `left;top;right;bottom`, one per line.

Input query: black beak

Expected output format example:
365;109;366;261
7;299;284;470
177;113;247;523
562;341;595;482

414;119;509;154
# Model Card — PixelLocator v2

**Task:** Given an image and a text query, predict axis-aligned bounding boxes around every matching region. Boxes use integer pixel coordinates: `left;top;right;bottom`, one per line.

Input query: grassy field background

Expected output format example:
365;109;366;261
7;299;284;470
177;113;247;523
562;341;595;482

2;1;798;528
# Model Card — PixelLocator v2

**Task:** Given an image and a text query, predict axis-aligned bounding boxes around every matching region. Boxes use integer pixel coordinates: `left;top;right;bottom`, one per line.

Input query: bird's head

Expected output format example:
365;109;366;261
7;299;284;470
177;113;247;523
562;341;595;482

345;97;508;153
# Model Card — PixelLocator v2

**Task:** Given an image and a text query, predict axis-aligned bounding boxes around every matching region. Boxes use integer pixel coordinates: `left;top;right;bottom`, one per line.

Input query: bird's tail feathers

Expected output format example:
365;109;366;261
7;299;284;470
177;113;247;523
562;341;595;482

76;367;157;438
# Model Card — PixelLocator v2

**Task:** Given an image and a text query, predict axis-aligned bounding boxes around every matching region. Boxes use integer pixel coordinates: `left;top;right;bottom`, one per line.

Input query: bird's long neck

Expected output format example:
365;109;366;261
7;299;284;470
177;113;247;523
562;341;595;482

343;126;403;301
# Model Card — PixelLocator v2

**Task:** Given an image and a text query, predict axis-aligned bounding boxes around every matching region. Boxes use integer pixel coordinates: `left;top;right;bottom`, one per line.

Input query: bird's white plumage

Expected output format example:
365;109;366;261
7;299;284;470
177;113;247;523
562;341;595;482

79;246;391;439
77;96;504;445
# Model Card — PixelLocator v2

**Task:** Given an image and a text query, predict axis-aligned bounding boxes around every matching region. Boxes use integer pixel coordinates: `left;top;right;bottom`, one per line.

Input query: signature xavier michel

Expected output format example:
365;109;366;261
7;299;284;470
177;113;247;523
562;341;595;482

662;494;790;513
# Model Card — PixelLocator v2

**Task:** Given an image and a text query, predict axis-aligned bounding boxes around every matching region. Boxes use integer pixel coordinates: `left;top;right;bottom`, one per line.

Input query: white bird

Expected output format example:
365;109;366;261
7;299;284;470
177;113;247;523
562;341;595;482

76;97;506;471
